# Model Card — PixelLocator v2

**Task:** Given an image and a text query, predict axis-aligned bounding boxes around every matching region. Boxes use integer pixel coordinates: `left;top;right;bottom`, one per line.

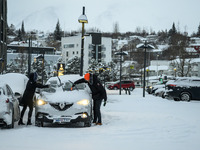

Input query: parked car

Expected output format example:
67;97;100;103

0;82;20;128
146;82;165;94
0;73;28;105
165;77;200;101
154;87;166;98
107;80;135;91
35;75;93;127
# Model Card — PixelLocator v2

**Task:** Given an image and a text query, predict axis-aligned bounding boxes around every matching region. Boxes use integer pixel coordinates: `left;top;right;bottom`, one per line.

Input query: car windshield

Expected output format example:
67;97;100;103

41;81;85;93
63;82;85;91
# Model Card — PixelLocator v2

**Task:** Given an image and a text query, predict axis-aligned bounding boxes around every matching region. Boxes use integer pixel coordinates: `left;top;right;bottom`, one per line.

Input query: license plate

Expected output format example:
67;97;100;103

53;118;70;123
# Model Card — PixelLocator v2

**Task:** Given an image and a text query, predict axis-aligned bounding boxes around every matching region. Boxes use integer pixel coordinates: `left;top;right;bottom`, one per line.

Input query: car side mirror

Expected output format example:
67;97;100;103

14;92;21;100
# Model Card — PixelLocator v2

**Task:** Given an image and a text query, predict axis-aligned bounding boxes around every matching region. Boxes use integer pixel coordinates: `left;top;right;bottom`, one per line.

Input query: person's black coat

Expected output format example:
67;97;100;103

74;74;107;101
21;73;48;106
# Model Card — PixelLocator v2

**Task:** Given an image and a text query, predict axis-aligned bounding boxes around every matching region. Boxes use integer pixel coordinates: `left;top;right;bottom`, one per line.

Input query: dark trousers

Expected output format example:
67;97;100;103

93;99;102;123
20;102;33;121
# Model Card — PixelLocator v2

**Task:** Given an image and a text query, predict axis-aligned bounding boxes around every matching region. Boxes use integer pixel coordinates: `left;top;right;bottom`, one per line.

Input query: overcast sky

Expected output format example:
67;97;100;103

7;0;200;35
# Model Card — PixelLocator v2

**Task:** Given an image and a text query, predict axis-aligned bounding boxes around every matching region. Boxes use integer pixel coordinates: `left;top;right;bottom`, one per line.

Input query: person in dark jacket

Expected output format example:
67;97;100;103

72;73;107;125
18;72;49;125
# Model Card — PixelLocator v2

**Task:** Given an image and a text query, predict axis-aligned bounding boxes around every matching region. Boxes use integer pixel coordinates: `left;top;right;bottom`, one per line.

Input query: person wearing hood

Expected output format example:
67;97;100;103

18;72;49;125
72;73;107;125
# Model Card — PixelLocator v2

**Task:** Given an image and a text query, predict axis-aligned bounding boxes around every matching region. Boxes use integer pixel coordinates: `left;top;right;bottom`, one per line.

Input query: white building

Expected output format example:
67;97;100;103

61;33;112;74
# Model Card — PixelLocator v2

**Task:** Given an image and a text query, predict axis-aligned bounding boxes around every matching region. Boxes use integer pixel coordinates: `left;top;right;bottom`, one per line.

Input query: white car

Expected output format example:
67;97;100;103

35;75;93;127
0;82;20;128
0;73;28;105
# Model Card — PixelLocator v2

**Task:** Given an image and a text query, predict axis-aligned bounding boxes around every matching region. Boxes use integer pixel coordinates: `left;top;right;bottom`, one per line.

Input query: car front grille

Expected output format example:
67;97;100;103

50;103;73;111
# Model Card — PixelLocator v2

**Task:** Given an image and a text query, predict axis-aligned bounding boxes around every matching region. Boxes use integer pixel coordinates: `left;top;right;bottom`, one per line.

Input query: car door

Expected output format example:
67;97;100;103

190;80;200;100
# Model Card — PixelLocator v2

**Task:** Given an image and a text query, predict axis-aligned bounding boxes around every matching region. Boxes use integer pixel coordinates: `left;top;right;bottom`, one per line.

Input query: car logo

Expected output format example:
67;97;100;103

59;103;66;109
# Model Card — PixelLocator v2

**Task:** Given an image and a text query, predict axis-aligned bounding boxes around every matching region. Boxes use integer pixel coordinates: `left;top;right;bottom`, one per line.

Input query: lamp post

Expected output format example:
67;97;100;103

0;58;4;74
146;68;149;86
115;48;128;95
137;41;154;97
174;68;177;77
28;36;32;76
156;54;159;78
78;6;88;76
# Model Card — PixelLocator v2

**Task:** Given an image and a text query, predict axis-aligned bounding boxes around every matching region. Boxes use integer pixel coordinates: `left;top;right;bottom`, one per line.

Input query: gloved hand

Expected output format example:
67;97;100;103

103;100;107;106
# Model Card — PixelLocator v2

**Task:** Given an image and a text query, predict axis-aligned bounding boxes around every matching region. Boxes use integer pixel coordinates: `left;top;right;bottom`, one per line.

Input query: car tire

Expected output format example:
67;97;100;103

113;87;118;90
162;93;165;98
35;120;44;127
129;87;134;91
7;109;14;129
180;92;191;102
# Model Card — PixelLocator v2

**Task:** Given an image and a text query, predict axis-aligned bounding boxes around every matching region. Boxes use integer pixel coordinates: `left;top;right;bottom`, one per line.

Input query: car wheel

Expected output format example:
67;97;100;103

35;120;44;127
7;109;14;129
113;87;118;90
129;87;134;91
162;93;165;98
180;92;191;102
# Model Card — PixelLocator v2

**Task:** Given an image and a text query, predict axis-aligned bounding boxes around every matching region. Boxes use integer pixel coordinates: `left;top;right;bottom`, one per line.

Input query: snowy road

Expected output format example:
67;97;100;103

1;88;200;150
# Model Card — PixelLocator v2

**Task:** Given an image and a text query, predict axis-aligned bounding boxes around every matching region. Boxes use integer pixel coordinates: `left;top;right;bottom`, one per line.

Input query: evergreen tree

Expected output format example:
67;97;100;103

17;29;22;41
7;24;16;36
197;23;200;37
21;21;26;40
65;56;80;74
168;22;177;36
54;20;62;41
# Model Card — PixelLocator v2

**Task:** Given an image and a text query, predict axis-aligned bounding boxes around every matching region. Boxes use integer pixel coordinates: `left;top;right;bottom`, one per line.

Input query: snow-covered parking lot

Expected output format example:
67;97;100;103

1;88;200;150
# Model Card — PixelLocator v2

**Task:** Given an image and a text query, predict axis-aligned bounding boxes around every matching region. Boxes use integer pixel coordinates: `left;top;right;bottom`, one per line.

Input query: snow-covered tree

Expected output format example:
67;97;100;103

65;56;80;74
32;58;48;83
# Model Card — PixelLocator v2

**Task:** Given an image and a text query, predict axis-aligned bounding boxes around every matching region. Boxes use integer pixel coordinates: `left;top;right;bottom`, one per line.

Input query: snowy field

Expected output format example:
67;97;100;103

1;88;200;150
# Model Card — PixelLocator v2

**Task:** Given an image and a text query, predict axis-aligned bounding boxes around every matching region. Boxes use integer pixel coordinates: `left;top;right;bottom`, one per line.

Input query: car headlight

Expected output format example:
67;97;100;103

37;99;47;106
77;99;89;106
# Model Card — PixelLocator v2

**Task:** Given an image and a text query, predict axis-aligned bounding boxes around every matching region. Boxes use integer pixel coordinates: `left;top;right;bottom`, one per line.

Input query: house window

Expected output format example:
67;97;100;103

64;44;75;48
77;51;78;54
73;51;75;55
66;51;68;57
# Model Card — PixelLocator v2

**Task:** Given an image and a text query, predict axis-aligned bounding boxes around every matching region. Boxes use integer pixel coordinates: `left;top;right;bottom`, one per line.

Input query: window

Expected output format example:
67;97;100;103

6;85;13;96
63;44;75;48
73;51;75;55
77;51;78;54
66;51;68;57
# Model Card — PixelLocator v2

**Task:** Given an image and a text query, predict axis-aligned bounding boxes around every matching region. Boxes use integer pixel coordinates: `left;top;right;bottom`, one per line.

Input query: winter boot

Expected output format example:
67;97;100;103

18;119;25;125
27;119;32;125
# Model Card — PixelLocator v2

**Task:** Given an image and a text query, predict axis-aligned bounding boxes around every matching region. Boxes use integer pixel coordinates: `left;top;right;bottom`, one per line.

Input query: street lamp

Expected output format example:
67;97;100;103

146;68;149;86
137;41;154;97
28;36;32;76
78;6;88;76
156;54;159;78
0;58;4;74
115;48;128;95
174;68;177;77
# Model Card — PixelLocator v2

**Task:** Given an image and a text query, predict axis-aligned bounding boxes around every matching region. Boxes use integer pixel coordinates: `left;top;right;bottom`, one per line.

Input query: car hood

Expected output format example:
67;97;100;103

38;90;91;103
